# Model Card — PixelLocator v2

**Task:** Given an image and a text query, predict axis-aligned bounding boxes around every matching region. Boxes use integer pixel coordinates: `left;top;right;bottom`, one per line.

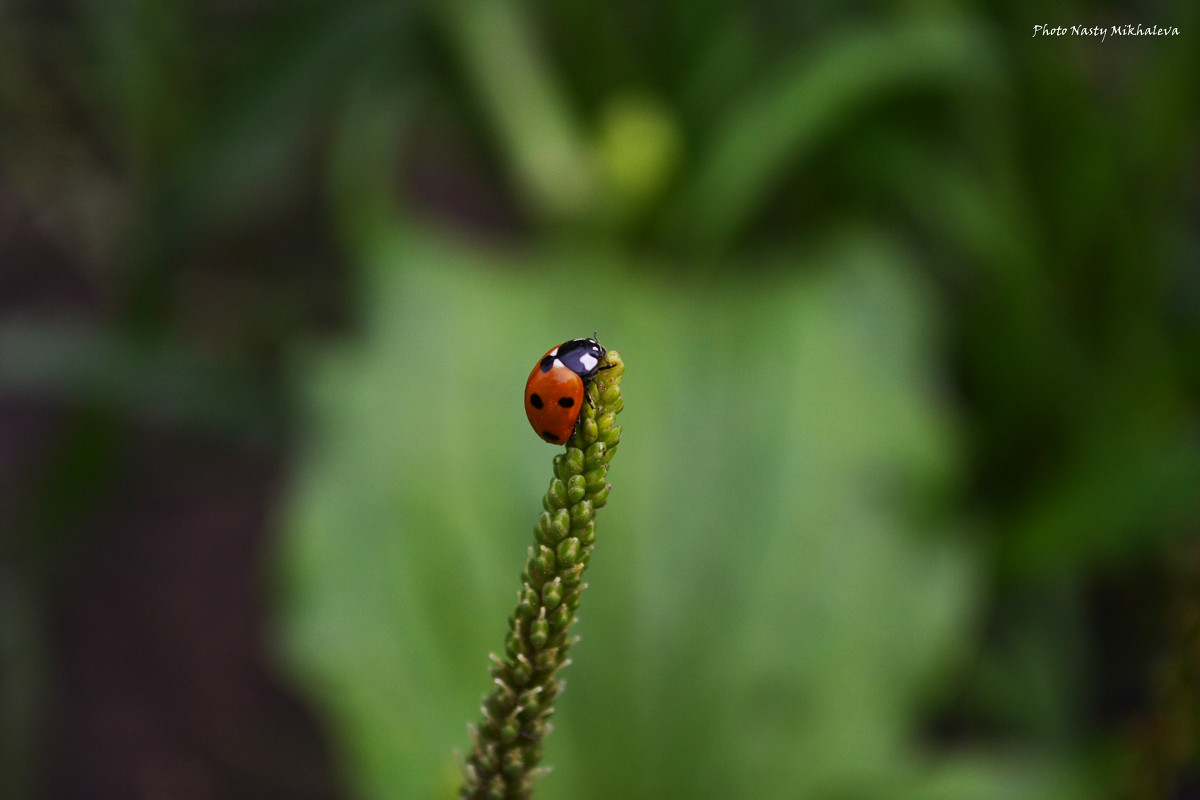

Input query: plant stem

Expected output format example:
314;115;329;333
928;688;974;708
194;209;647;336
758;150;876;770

461;349;625;800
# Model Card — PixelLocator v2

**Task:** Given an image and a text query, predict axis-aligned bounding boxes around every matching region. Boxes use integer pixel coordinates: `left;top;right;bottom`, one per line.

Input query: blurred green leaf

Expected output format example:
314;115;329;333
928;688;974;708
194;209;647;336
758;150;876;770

434;0;596;223
658;18;1004;253
275;224;1093;799
1002;416;1200;575
170;0;415;241
0;320;279;437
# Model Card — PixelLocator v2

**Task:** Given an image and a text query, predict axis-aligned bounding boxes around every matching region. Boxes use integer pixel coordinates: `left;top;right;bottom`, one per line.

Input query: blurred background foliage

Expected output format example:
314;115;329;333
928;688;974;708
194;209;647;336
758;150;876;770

1;0;1198;799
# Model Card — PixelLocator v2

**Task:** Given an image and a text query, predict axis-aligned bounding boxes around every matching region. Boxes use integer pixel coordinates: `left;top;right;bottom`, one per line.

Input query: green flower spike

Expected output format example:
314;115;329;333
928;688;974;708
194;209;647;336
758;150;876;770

461;349;625;800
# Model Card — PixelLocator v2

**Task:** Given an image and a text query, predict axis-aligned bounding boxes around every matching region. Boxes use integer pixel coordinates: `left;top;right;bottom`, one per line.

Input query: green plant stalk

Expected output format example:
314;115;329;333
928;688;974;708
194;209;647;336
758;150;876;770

461;350;625;800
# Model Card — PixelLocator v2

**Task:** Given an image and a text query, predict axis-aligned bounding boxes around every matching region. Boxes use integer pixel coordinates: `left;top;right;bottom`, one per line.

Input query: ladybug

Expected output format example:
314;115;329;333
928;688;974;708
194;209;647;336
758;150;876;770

525;336;607;444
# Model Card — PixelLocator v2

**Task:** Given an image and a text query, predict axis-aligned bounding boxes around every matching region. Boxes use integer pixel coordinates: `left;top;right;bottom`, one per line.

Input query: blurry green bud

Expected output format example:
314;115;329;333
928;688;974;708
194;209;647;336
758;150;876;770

560;563;585;586
579;416;599;443
520;743;542;772
530;611;550;649
463;762;479;792
534;648;558;671
549;604;571;630
596;94;683;211
543;577;564;610
480;743;500;772
556;537;581;568
583;467;607;491
488;652;506;678
535;511;554;545
518;586;538;618
517;688;542;719
502;747;524;778
601;425;621;448
533;545;555;576
493;678;516;708
550;508;570;541
566;474;587;504
511;654;532;686
505;629;522;659
584;442;606;470
564;447;585;475
547;478;568;508
569;499;594;528
526;718;548;743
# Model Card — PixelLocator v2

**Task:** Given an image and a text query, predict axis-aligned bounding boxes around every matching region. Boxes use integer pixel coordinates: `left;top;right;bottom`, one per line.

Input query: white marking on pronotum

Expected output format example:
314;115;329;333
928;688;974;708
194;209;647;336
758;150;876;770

578;353;598;372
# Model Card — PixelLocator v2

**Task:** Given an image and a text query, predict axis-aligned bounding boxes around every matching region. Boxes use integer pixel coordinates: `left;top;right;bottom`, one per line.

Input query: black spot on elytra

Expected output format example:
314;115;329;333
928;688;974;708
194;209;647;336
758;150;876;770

542;431;559;441
557;396;574;408
540;355;555;372
529;393;544;409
